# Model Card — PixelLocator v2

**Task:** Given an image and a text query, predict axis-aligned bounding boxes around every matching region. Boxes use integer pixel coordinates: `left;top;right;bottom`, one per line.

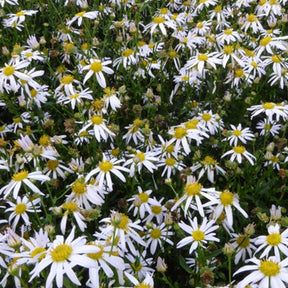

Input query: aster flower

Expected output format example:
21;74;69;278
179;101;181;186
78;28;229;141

234;256;288;288
29;226;100;288
85;154;129;190
144;14;176;36
124;272;154;288
0;169;50;199
221;145;256;165
177;217;219;254
255;224;288;260
5;195;41;230
223;124;255;146
82;58;114;88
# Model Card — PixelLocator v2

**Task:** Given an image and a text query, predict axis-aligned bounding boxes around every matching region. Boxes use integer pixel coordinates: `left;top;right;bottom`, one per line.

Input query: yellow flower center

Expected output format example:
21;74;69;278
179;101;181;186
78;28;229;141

264;123;271;131
197;22;204;28
131;261;143;272
122;49;134;57
72;182;87;195
30;247;46;260
79;131;88;137
25;52;34;58
12;170;29;182
185;119;199;130
260;36;272;47
174;127;187;139
3;66;15;76
267;233;281;246
236;235;250;248
99;160;113;173
233;146;246;154
214;5;222;12
76;11;86;17
91;115;103;125
16;11;25;17
13;117;21;123
251;61;258;68
39;135;50;146
87;245;104;260
61;75;74;85
224;29;232;35
118;214;129;231
247;13;257;22
220;190;234;206
30;89;37;98
165;144;174;153
111;148;120;157
70;93;79;99
233;129;242;137
168;50;178;58
270;155;279;163
185;182;203;196
150;228;161;239
235;69;244;78
165;157;176;166
134;152;146;162
62;201;78;212
47;160;59;171
135;284;150;288
51;244;72;262
151;205;162;214
197;53;209;61
202;156;217;165
271;55;282;63
14;203;27;214
90;61;103;72
202;113;211;121
262;102;275;110
224;45;233;55
153;16;165;24
259;259;280;277
192;229;205;241
139;192;149;203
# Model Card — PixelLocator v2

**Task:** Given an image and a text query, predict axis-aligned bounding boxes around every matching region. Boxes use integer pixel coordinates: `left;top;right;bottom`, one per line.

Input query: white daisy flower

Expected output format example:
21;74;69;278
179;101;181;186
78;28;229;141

223;124;255;146
29;226;100;288
221;145;256;165
177;217;219;254
82;58;114;88
255;224;288;260
234;256;288;288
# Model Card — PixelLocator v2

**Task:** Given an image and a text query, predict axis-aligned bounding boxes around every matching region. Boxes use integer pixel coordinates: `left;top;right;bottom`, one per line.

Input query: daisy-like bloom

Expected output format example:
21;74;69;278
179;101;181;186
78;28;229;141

79;114;115;142
99;211;146;255
103;87;121;111
157;155;186;178
0;169;50;199
124;150;158;177
185;52;222;75
125;251;154;280
6;9;37;25
172;175;217;217
29;226;100;288
44;159;73;179
86;239;125;288
264;153;281;171
177;217;219;254
66;177;104;209
15;229;50;265
127;187;158;219
167;125;204;155
144;197;167;225
191;155;226;183
144;13;176;36
60;200;87;234
82;58;114;88
216;28;242;45
223;124;255;146
241;13;264;33
6;196;41;230
231;233;257;264
248;102;288;122
209;189;248;228
123;118;145;145
57;87;93;110
256;119;281;136
146;223;173;255
234;256;288;288
254;224;288;260
66;10;99;27
113;48;139;69
0;59;30;92
124;272;154;288
85;154;129;190
255;35;288;58
221;145;256;165
197;110;224;135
